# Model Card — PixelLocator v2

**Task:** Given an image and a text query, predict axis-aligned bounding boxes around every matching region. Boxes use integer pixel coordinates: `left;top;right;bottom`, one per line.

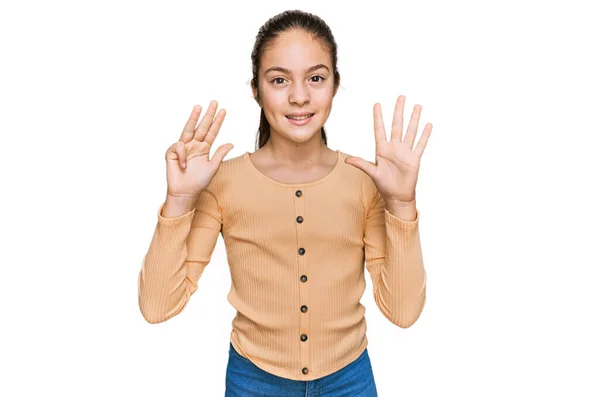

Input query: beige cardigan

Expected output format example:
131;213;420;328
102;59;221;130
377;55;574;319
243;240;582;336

138;149;427;381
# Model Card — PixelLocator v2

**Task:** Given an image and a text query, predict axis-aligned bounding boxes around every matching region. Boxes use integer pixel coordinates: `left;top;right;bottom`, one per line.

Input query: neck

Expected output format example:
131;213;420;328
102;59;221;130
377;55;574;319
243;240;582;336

261;132;330;167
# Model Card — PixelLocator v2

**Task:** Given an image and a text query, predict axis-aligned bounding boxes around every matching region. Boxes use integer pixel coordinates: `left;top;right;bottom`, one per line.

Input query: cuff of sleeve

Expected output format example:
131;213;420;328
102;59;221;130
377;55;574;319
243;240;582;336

384;207;420;229
156;202;196;225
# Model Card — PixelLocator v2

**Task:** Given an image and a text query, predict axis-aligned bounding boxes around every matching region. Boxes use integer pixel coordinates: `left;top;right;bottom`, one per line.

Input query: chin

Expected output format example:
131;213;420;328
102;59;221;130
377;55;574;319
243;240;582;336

284;131;319;143
283;123;323;138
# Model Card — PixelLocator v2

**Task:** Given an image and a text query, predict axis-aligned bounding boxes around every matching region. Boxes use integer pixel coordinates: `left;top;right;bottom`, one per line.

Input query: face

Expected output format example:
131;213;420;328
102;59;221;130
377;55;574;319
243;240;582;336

253;29;338;144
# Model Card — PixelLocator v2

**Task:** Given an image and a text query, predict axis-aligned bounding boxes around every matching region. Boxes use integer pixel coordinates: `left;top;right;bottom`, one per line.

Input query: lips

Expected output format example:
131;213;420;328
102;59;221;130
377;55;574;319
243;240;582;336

286;113;314;120
286;113;315;126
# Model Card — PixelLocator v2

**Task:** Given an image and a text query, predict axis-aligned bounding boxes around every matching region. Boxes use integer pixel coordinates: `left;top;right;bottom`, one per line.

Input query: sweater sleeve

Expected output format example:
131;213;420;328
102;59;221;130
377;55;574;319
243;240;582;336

137;188;222;324
363;186;427;328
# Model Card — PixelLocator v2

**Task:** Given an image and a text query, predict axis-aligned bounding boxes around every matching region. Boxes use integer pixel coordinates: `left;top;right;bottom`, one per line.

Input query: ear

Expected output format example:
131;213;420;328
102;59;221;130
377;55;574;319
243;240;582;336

252;86;261;106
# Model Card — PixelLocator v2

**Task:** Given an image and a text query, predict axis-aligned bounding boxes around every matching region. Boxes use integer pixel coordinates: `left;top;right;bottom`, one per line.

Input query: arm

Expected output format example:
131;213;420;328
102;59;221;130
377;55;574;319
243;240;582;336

364;188;427;328
137;187;222;324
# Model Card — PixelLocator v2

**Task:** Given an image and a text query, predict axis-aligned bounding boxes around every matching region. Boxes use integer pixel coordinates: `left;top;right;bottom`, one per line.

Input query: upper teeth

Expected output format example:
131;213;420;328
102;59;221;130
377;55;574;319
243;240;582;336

288;114;312;120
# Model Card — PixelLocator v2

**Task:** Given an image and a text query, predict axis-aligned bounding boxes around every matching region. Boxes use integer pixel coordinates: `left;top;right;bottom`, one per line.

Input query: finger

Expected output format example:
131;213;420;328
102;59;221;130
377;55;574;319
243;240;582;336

203;108;226;146
175;140;187;168
209;143;235;168
373;103;387;144
179;105;202;143
390;95;405;141
414;123;432;159
193;100;218;142
344;156;376;179
404;104;422;150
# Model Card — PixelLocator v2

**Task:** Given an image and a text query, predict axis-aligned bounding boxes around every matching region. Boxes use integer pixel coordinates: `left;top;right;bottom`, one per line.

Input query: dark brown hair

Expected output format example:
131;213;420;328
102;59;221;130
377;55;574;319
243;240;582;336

250;10;341;149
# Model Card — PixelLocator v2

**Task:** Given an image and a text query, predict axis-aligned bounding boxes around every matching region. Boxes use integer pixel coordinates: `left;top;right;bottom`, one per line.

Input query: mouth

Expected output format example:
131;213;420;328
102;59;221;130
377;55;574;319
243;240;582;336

286;113;315;125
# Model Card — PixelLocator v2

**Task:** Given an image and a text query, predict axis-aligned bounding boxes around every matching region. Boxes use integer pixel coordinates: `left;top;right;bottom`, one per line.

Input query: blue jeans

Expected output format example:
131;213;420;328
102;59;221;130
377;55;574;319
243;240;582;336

225;342;378;396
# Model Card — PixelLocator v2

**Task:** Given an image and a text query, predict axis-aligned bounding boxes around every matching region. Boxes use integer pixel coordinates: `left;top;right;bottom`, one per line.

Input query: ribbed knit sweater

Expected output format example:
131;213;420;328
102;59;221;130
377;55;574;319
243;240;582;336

137;149;427;381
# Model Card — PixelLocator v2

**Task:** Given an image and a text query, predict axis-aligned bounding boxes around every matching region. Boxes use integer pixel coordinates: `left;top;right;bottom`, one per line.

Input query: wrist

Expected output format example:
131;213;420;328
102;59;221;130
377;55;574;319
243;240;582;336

384;198;417;221
163;193;199;216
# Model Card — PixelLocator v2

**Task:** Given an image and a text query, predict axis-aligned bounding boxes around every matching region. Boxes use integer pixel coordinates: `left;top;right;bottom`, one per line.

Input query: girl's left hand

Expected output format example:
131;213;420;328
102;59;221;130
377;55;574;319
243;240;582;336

345;95;432;204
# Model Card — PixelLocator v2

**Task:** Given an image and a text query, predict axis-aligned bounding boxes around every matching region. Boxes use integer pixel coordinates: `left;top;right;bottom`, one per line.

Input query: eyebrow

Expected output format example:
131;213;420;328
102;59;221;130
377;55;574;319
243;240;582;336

264;64;330;76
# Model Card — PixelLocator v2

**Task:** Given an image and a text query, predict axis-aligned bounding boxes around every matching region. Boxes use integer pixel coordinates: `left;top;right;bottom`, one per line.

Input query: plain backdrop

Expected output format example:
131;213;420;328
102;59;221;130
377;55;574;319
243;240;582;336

1;0;599;396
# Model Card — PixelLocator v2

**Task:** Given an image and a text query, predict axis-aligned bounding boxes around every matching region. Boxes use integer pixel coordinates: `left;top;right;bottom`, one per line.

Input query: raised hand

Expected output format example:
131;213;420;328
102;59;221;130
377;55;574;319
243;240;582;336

164;100;234;198
344;95;432;204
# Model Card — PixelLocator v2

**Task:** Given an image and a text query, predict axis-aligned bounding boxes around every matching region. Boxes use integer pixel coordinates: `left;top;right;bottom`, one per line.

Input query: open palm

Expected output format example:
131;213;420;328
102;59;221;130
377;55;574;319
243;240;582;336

165;101;234;198
345;95;432;203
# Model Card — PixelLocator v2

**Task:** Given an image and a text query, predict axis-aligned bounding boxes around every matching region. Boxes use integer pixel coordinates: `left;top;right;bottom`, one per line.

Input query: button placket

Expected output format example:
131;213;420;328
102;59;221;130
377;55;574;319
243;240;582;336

295;189;310;375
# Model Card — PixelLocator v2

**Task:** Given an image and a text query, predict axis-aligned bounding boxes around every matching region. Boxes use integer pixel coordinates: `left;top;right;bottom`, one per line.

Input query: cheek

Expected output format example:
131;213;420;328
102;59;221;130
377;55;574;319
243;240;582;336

264;91;285;105
262;91;288;111
315;96;334;112
314;85;335;104
260;82;282;98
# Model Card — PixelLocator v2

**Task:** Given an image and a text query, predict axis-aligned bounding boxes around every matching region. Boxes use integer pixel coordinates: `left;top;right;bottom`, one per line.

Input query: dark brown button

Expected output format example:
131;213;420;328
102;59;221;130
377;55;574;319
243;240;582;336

295;190;303;197
300;334;308;342
298;248;305;255
302;367;309;375
296;215;304;223
301;305;308;313
300;275;307;282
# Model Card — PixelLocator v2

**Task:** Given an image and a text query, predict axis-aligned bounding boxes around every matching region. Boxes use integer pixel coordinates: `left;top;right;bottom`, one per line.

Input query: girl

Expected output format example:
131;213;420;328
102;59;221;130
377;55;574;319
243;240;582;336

138;9;432;397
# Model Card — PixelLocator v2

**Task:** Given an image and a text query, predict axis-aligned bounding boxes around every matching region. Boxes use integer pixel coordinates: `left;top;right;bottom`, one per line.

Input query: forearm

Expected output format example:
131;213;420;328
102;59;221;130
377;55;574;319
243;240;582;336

380;203;427;328
138;202;197;323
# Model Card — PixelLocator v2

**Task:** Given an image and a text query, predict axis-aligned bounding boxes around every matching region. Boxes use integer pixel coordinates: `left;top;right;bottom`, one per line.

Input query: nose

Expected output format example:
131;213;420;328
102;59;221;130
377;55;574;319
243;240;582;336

288;80;310;106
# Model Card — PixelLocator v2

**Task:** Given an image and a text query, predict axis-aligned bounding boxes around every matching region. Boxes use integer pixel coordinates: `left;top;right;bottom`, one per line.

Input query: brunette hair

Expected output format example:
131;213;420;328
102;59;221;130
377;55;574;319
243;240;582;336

250;10;341;149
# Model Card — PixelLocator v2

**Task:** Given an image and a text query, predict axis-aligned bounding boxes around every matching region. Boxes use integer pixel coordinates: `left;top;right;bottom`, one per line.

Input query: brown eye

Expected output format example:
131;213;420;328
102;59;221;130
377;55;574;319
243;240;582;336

272;77;285;85
311;76;324;82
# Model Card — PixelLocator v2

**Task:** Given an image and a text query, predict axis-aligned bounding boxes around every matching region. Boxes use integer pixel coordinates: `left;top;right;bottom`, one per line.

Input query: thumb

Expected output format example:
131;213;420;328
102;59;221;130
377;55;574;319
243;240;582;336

345;156;376;178
210;143;235;168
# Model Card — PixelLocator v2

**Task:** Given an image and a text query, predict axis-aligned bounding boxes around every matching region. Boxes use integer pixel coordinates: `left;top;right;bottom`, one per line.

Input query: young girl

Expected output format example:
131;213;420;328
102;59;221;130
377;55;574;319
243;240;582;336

138;9;432;397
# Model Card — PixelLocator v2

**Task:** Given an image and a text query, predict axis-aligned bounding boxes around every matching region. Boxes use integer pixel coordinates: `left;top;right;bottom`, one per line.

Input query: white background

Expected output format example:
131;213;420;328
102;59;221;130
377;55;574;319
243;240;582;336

1;0;599;396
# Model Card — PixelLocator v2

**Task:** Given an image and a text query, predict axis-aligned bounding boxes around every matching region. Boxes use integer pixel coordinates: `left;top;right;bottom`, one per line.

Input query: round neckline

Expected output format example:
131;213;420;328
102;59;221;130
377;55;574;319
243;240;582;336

244;149;342;188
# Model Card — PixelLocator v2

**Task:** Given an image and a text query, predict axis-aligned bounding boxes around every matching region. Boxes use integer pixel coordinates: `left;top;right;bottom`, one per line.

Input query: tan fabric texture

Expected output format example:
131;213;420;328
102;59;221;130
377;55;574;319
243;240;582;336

138;150;427;381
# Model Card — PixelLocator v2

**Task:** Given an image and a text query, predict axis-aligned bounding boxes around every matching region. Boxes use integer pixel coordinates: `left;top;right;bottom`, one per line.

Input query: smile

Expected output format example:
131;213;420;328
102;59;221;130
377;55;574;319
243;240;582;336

286;113;315;125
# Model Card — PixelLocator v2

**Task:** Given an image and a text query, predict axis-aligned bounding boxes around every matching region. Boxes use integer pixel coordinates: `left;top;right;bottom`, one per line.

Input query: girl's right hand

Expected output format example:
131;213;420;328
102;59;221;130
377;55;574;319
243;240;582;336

164;101;234;198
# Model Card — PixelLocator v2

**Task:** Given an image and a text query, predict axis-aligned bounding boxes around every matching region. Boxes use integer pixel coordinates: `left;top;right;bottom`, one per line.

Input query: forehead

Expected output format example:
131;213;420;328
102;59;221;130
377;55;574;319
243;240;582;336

261;29;331;72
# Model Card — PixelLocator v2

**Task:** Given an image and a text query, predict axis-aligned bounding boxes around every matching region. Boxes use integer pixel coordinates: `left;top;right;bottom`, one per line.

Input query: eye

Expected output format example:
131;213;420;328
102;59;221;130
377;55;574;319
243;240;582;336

271;76;325;85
